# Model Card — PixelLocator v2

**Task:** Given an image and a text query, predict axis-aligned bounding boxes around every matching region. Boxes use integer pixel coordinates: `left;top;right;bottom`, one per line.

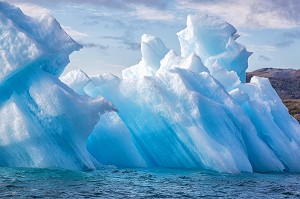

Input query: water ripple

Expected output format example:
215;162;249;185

0;167;299;198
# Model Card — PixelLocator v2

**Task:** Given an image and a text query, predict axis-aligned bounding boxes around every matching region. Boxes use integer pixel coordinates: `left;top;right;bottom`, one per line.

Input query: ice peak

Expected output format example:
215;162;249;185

141;34;168;68
122;34;168;79
178;14;251;84
0;2;82;81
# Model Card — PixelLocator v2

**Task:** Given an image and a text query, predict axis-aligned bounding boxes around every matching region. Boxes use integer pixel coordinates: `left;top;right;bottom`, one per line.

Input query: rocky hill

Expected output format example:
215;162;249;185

247;68;300;122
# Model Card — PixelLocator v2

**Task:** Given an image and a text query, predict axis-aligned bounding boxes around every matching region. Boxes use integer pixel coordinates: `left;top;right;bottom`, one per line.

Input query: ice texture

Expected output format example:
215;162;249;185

63;14;300;173
0;2;114;169
177;14;252;86
0;2;81;81
122;34;169;79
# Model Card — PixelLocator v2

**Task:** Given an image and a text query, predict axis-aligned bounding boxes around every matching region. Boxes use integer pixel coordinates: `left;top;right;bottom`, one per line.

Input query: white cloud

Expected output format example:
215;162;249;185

246;44;278;52
177;0;300;29
238;31;251;37
61;25;89;39
130;6;176;21
14;3;50;17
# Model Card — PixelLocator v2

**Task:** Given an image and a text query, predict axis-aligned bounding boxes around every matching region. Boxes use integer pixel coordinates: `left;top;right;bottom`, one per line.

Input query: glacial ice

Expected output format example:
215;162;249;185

177;14;251;86
122;34;169;79
0;2;115;170
1;1;300;173
63;14;300;173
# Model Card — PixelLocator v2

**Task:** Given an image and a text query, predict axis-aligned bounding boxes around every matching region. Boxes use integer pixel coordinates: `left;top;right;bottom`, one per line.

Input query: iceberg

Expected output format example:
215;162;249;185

1;1;299;173
62;15;300;173
0;2;115;170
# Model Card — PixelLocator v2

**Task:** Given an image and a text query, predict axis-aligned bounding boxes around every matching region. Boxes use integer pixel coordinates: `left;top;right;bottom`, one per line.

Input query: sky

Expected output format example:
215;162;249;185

5;0;300;77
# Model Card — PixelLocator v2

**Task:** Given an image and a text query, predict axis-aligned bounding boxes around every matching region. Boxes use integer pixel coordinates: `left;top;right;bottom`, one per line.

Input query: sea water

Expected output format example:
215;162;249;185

0;167;299;198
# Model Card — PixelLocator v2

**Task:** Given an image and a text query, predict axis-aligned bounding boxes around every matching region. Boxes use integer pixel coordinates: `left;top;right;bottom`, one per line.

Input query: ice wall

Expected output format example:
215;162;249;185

0;2;114;170
63;14;300;173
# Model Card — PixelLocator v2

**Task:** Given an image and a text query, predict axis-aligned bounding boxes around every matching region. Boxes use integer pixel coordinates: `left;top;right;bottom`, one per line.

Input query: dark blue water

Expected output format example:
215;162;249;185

0;167;300;198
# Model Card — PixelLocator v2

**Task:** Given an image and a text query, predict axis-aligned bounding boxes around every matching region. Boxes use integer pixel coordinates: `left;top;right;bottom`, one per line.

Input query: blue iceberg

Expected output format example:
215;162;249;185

1;2;299;173
62;15;300;173
0;2;115;170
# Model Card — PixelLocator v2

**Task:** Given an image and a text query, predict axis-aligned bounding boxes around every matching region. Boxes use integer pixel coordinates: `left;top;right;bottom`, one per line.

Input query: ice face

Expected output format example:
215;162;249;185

177;14;252;85
122;34;169;79
237;77;300;171
62;14;300;173
64;66;287;173
0;69;107;169
0;2;115;170
0;2;81;82
157;50;209;74
60;69;91;95
86;112;147;167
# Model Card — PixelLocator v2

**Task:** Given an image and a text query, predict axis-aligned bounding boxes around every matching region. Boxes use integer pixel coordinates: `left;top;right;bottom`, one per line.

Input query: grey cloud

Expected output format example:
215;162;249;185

7;0;172;10
79;41;109;50
8;0;300;26
276;40;294;47
83;16;128;29
193;0;300;24
122;41;141;51
267;0;300;22
187;0;231;4
100;36;140;51
258;55;271;62
183;0;300;28
250;0;300;26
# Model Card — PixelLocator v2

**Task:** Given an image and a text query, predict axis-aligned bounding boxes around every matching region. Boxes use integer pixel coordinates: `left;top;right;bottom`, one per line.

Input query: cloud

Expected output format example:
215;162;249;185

78;41;109;50
130;6;175;21
61;25;89;39
258;55;271;62
6;0;177;29
11;0;300;27
100;36;141;51
265;0;300;23
275;40;294;47
275;29;300;47
6;0;172;10
122;41;141;51
177;0;300;28
246;44;278;52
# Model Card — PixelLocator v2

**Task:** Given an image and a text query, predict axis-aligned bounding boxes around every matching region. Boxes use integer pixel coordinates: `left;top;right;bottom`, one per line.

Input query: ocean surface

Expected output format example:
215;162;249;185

0;167;300;198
